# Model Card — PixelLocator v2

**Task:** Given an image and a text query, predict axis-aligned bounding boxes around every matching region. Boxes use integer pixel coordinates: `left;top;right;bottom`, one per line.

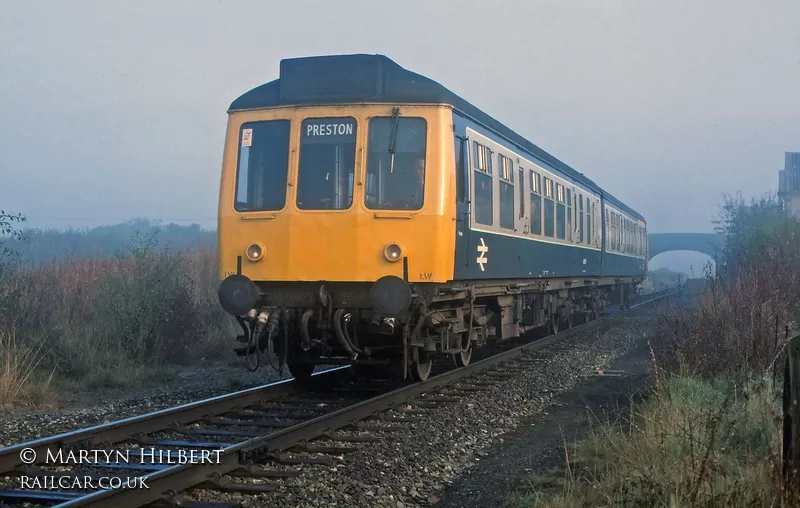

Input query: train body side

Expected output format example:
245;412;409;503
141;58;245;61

450;111;632;283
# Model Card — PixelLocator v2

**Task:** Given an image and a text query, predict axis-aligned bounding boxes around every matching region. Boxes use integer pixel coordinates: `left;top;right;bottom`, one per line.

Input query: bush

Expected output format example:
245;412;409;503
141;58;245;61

511;193;800;507
652;195;800;381
0;232;236;388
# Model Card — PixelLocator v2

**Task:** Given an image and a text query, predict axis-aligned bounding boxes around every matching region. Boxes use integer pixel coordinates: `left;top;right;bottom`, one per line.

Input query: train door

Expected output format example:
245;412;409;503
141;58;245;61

599;193;606;276
454;134;470;271
518;163;528;235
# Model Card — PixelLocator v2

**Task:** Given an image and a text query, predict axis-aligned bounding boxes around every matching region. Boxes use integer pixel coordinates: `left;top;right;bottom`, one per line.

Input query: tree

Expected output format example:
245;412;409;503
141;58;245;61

0;211;26;264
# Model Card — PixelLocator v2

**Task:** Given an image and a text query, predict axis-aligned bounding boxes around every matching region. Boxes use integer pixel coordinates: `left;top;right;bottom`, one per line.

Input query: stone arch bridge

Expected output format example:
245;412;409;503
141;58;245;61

647;233;724;261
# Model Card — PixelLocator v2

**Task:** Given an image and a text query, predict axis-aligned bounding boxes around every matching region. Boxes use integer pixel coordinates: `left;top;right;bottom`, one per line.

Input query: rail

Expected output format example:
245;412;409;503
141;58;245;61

0;288;677;507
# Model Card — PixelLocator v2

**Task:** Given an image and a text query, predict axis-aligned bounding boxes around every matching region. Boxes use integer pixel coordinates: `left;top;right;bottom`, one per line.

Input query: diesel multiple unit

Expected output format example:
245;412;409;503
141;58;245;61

217;54;647;381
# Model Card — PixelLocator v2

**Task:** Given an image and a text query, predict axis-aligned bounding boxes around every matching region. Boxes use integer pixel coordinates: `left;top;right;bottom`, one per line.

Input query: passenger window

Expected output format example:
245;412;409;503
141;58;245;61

499;154;514;229
474;142;493;226
518;168;525;218
473;141;492;173
556;183;566;240
365;116;427;210
543;178;554;238
566;189;572;242
587;200;592;245
297;117;357;210
235;120;291;212
530;171;542;235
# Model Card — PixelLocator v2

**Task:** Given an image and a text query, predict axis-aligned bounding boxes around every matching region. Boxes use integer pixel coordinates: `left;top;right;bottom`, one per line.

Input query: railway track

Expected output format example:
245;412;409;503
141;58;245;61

0;288;675;508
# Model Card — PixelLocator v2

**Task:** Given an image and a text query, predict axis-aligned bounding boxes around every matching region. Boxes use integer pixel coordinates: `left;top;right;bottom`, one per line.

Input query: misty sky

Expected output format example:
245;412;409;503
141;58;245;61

1;0;798;273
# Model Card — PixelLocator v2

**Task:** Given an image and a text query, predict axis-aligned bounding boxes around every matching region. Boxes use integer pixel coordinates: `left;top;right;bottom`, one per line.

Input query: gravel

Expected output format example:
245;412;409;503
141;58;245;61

186;309;653;508
0;307;655;508
0;360;290;447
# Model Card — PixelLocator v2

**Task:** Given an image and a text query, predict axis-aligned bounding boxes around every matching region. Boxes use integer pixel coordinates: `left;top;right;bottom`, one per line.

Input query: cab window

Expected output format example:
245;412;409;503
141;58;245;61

235;120;291;212
297;117;357;210
365;116;427;210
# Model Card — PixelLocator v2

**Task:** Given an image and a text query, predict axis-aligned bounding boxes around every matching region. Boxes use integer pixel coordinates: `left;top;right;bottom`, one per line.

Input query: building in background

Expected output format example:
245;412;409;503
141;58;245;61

779;152;800;218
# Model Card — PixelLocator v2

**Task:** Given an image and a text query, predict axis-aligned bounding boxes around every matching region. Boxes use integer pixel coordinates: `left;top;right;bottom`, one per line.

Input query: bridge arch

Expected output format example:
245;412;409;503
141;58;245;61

647;233;724;261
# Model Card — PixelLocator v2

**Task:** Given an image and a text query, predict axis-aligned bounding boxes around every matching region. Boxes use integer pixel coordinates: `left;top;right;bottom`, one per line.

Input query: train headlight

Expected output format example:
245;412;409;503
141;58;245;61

383;243;403;262
246;242;265;262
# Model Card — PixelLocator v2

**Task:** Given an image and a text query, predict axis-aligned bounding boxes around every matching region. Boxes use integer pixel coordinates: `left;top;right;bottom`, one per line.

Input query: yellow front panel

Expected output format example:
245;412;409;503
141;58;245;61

218;104;456;283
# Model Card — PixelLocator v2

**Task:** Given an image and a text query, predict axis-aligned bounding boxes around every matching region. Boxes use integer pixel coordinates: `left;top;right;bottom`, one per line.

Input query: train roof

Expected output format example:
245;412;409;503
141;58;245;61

229;54;645;222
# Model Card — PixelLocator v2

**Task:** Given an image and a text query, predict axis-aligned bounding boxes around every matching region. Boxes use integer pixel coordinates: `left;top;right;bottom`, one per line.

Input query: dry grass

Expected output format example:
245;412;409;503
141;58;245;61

0;246;236;392
509;374;788;507
0;329;54;408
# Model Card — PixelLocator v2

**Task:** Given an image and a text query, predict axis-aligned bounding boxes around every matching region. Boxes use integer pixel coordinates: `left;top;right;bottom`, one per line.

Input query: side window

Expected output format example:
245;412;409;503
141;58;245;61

473;141;493;226
626;220;630;253
612;213;616;251
530;171;542;235
235;120;291;212
518;168;525;219
543;177;555;237
609;212;614;251
499;154;514;229
455;137;465;202
566;189;572;242
636;224;642;256
555;183;566;240
587;199;592;245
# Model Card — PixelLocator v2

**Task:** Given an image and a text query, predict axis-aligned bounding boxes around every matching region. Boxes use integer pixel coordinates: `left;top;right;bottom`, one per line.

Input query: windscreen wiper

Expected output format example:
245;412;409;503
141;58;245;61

388;107;400;173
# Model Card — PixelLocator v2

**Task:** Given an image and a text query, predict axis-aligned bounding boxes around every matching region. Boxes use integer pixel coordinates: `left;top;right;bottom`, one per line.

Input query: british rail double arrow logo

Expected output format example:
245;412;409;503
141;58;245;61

477;238;488;271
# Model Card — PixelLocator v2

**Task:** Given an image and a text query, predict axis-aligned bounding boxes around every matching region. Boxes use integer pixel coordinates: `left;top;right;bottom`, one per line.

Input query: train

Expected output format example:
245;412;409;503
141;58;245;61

216;54;648;382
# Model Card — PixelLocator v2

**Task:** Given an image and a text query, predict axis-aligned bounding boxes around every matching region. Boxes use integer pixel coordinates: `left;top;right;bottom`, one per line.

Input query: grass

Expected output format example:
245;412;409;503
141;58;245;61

508;197;800;507
509;373;788;507
0;329;55;408
0;245;237;404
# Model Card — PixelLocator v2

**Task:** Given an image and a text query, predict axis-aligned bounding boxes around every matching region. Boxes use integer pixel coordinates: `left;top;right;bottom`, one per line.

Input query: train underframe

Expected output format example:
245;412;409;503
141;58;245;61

225;276;640;382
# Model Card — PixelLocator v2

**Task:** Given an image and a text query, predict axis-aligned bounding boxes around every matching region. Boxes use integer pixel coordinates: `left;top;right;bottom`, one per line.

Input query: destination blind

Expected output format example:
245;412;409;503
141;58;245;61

301;118;356;145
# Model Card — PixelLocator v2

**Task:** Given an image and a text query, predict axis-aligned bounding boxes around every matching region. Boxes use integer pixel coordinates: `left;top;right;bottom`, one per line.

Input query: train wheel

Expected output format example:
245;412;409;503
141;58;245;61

548;313;560;335
287;349;319;381
454;333;472;368
587;302;599;321
287;361;315;381
412;349;432;382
